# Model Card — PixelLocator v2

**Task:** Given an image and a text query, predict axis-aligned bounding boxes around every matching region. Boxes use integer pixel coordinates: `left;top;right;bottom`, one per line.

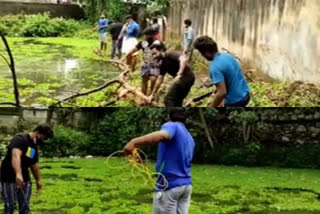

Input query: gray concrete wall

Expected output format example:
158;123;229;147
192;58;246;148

168;0;320;84
0;1;84;19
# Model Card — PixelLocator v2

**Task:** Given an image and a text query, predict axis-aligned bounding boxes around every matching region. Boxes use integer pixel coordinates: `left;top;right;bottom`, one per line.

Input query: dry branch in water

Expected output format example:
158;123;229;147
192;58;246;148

52;60;155;107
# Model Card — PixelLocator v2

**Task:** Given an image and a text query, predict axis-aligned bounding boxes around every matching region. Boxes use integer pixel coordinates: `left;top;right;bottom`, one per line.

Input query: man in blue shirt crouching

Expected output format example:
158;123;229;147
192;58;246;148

194;36;251;107
124;108;195;214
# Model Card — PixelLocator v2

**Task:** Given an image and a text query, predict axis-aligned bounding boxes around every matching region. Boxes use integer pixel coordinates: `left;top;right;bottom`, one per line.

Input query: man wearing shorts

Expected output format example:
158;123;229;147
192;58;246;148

97;13;109;55
126;27;164;96
148;43;195;107
118;15;140;72
183;19;195;60
124;108;195;214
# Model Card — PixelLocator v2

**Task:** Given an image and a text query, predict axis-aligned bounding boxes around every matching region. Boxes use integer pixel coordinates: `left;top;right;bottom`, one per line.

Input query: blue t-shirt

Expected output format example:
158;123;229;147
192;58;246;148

156;122;195;191
98;18;109;34
209;53;250;105
126;21;140;38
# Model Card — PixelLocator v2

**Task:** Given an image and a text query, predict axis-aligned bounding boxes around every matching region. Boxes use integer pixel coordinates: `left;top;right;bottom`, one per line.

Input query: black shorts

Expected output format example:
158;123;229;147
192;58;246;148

164;71;195;107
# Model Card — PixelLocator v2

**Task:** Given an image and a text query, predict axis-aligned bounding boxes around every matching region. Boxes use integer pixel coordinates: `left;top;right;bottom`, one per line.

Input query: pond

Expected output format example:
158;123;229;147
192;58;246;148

0;39;120;106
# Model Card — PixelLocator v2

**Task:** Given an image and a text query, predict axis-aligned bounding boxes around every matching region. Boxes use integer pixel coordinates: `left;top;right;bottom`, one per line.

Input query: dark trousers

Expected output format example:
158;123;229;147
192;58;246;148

226;94;251;107
111;40;122;59
164;72;195;107
1;182;32;214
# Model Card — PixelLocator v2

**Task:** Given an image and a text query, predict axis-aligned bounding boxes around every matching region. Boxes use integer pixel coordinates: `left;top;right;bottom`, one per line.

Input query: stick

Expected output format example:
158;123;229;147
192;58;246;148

0;102;17;106
184;91;213;107
0;33;20;107
51;79;120;107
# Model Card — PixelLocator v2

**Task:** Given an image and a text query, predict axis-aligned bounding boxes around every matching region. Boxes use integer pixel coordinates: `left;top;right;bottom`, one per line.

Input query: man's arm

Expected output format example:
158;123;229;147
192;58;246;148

210;82;227;107
176;55;188;77
150;75;165;97
124;131;170;154
12;148;24;186
31;164;42;193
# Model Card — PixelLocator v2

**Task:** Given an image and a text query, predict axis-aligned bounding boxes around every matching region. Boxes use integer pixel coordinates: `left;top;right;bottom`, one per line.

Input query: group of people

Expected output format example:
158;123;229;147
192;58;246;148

1;108;195;214
96;13;251;107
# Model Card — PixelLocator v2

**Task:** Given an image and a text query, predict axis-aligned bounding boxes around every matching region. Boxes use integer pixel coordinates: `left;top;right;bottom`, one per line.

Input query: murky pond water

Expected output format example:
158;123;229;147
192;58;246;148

0;39;119;106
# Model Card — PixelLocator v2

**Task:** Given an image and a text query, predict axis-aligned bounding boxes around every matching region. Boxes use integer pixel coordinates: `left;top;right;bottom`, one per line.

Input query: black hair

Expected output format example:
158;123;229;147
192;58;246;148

150;41;167;52
184;19;192;26
143;27;156;36
193;36;218;54
169;108;187;124
33;125;54;139
153;18;158;24
125;15;133;20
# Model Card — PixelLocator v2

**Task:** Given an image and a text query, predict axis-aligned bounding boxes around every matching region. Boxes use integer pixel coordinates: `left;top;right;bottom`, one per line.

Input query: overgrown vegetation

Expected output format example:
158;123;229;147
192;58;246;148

1;158;319;214
0;13;90;38
1;14;320;107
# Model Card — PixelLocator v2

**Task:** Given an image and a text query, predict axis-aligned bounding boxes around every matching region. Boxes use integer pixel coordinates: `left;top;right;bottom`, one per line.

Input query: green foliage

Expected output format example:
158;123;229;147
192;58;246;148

0;135;11;157
42;125;92;157
0;13;88;37
1;158;319;213
79;0;129;22
22;13;84;37
89;108;167;156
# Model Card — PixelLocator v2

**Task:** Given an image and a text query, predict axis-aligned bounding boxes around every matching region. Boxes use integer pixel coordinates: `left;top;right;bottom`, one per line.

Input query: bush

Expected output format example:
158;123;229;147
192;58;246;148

22;13;84;37
0;13;88;37
0;135;11;158
42;125;92;158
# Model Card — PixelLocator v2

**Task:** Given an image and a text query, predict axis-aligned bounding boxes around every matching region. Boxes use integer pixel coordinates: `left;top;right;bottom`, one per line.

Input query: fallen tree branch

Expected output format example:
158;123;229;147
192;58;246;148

222;48;242;63
51;79;120;107
0;102;17;106
51;59;157;107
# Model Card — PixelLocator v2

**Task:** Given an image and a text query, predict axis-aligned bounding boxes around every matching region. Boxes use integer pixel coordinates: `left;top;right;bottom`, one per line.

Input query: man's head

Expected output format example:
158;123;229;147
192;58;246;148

143;27;156;42
169;108;187;124
153;18;158;24
193;36;218;61
100;13;106;19
150;41;167;60
184;19;192;28
33;125;54;146
125;15;134;23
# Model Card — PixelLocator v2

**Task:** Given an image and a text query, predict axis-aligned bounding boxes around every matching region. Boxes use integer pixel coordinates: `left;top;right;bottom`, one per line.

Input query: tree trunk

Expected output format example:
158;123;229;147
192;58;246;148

198;108;214;150
1;33;20;107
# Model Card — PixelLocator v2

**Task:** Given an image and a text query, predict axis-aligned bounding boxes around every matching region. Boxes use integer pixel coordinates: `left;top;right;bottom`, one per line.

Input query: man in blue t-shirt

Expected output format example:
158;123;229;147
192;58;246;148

96;13;109;55
124;108;195;214
118;15;140;72
194;36;251;107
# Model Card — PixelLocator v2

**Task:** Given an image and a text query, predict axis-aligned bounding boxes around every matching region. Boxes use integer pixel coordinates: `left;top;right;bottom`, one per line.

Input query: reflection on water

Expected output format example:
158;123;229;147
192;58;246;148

0;57;119;89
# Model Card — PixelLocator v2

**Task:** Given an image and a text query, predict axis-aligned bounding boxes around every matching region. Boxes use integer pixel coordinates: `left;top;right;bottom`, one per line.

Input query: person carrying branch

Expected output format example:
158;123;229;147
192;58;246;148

126;27;164;96
194;36;251;107
118;15;140;72
147;42;195;107
124;108;195;214
1;125;54;214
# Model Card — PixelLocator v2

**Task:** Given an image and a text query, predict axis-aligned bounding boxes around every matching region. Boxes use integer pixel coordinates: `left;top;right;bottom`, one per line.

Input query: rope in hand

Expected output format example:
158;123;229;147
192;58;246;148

105;148;168;191
18;185;31;214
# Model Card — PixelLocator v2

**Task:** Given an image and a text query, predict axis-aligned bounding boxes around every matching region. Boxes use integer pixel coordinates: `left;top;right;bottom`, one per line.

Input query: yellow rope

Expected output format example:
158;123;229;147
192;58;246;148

105;148;168;191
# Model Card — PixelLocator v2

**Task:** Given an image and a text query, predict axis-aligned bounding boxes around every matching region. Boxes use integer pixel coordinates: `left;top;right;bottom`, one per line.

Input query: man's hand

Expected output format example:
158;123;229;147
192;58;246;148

174;73;182;82
36;180;43;193
16;173;24;187
146;95;154;105
123;141;135;155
